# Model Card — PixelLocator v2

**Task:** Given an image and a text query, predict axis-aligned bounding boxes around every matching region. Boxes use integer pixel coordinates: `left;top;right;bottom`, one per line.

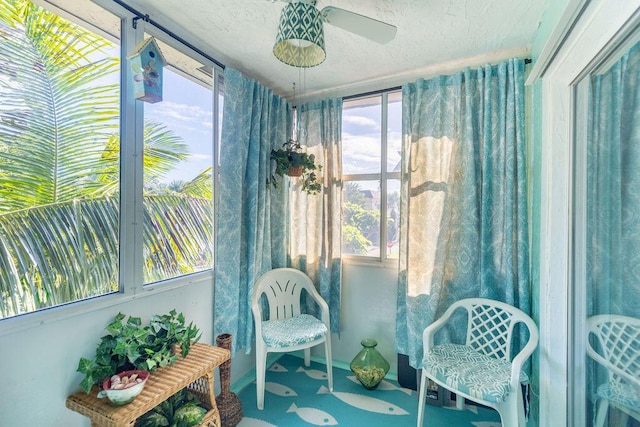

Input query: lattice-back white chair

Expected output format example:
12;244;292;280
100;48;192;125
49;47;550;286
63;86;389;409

417;298;538;427
586;314;640;427
251;268;333;410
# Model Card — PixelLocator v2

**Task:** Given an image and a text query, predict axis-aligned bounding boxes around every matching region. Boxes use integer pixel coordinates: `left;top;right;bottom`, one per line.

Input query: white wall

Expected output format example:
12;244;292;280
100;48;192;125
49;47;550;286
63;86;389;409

0;262;400;426
0;279;216;426
323;262;399;374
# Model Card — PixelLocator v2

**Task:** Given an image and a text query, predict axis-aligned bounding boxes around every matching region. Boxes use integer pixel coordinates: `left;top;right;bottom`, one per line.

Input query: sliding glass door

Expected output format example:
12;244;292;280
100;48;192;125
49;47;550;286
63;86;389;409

574;33;640;427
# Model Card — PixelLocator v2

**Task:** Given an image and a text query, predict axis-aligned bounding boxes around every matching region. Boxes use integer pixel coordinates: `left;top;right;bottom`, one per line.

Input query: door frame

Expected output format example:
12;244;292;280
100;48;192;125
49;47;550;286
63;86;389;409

527;0;640;425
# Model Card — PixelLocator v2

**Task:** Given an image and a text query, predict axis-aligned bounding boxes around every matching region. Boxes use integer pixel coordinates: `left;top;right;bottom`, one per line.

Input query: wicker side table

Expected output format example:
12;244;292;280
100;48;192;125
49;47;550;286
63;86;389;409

66;343;230;427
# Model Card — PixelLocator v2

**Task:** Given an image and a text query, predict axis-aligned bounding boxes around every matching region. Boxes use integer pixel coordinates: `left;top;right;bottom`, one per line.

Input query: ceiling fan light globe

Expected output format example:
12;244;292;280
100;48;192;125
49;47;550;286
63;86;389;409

273;2;326;67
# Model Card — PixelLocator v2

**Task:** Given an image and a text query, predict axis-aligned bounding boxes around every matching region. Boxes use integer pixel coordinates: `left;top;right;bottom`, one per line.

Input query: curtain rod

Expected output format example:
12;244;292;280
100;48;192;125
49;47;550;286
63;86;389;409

111;0;225;70
344;58;532;100
343;86;402;100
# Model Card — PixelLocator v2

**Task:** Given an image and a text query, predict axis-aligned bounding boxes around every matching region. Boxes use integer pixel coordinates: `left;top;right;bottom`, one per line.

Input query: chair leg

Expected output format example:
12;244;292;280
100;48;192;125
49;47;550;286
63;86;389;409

417;371;428;427
516;385;526;427
256;348;267;410
304;347;311;367
496;390;525;427
594;399;609;427
324;336;333;392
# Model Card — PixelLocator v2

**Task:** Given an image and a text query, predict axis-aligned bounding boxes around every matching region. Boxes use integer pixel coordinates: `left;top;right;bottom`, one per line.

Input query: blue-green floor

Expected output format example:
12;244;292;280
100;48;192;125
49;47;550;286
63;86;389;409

236;354;502;426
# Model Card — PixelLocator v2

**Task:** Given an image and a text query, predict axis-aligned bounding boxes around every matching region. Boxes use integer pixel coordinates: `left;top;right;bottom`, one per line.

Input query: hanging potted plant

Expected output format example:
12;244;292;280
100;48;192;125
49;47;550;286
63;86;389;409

269;139;322;195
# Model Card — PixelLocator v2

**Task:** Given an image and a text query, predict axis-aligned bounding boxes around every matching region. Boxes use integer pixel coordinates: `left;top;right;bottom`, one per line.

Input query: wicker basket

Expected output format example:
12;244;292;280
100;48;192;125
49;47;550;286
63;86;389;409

287;165;303;177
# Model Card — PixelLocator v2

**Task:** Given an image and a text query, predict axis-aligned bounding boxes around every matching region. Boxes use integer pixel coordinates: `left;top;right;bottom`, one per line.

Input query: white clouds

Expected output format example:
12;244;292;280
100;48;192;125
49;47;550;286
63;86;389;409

343;114;380;131
146;101;212;132
342;131;402;174
190;153;213;161
343;132;378;151
342;132;380;173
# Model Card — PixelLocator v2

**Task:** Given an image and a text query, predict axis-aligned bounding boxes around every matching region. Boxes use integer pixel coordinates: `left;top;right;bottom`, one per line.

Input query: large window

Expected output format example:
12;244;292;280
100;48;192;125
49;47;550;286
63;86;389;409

342;91;401;261
0;0;121;318
142;36;214;285
0;0;218;320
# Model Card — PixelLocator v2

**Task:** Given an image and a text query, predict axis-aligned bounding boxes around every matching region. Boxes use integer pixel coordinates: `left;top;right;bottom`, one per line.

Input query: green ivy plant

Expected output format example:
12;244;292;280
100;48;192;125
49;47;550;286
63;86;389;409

146;311;201;364
269;139;322;195
76;310;201;393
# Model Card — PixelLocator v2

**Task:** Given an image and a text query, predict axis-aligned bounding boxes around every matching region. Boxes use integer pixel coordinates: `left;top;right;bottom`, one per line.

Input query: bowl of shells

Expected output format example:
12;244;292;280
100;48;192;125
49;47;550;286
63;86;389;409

97;369;149;405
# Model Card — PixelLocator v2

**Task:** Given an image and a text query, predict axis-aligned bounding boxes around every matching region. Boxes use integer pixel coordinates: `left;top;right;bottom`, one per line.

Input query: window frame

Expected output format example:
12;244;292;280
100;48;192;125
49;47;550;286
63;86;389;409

0;0;222;334
341;89;401;265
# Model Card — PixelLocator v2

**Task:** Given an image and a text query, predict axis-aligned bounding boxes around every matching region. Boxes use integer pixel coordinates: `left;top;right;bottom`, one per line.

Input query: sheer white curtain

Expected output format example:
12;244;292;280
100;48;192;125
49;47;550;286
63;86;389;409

290;98;343;331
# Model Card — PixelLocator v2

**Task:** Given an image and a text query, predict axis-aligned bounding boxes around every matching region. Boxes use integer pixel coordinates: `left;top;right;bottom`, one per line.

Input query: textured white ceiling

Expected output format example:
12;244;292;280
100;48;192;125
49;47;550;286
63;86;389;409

120;0;550;101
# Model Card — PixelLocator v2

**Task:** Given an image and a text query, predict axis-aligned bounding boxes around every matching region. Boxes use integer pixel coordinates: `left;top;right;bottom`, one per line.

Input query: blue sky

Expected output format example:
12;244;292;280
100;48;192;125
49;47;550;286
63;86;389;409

143;69;402;187
144;69;214;184
342;97;402;195
342;97;402;176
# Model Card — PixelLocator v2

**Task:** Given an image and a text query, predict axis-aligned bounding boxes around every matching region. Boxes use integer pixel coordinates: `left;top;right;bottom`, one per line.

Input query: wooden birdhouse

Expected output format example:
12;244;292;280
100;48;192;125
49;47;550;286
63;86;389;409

127;37;166;103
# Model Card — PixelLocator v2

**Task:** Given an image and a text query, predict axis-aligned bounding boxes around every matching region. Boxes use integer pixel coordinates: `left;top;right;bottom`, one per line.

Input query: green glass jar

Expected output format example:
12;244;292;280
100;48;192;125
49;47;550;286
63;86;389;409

350;338;390;389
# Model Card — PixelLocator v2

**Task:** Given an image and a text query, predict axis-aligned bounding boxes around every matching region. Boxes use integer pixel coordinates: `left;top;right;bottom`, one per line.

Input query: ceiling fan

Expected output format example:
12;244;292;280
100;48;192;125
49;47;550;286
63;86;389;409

270;0;397;67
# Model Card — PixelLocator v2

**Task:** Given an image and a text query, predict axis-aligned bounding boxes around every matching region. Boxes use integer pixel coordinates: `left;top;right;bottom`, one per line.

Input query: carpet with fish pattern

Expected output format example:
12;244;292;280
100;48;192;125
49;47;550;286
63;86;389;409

236;354;503;427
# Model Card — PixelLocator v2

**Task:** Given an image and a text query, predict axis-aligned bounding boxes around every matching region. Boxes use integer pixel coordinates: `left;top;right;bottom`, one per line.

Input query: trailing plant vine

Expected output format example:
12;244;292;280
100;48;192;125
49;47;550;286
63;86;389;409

269;139;322;195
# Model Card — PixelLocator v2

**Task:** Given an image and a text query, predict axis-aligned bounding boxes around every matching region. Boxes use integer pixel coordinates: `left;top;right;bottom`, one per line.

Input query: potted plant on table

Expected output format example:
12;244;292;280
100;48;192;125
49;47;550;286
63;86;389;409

76;310;201;394
269;139;322;195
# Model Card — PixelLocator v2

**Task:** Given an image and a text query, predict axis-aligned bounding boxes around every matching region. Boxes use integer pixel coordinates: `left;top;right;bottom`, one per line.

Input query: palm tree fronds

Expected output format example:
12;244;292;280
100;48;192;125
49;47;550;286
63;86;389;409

143;195;213;284
0;195;213;318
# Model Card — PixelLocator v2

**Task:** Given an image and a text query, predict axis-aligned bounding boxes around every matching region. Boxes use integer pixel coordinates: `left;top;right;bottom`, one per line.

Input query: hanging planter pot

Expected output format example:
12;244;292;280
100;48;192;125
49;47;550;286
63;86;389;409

268;139;322;194
288;165;304;177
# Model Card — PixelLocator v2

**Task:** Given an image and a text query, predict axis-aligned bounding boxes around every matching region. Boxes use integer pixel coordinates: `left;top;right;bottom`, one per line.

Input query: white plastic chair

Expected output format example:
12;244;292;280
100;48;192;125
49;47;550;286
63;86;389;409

586;314;640;427
417;298;538;427
251;268;333;410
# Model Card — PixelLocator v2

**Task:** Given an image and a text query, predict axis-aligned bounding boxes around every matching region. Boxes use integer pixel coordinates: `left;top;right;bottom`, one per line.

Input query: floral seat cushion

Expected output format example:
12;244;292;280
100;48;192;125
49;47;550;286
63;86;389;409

422;343;529;403
261;314;328;348
595;381;640;414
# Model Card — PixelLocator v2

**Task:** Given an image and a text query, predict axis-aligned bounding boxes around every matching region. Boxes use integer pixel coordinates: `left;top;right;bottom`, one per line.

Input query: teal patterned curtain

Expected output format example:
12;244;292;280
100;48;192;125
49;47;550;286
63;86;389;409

396;59;530;368
587;40;640;318
290;98;343;332
214;68;291;354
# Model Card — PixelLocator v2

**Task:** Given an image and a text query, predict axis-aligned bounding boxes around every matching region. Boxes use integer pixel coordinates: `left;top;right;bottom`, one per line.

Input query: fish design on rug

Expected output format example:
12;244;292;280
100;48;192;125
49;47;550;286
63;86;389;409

346;375;413;395
236;417;278;427
287;402;338;425
317;385;409;415
267;362;288;373
471;422;501;427
265;381;298;397
296;366;328;380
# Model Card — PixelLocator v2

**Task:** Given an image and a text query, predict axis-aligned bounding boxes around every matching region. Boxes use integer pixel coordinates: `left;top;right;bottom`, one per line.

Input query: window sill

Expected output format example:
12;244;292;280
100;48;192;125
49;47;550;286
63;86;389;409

341;256;399;269
0;269;213;338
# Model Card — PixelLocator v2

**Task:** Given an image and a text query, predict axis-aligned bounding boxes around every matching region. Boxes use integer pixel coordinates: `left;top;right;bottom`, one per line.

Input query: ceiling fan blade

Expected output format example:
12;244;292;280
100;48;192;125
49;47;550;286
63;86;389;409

320;6;397;44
